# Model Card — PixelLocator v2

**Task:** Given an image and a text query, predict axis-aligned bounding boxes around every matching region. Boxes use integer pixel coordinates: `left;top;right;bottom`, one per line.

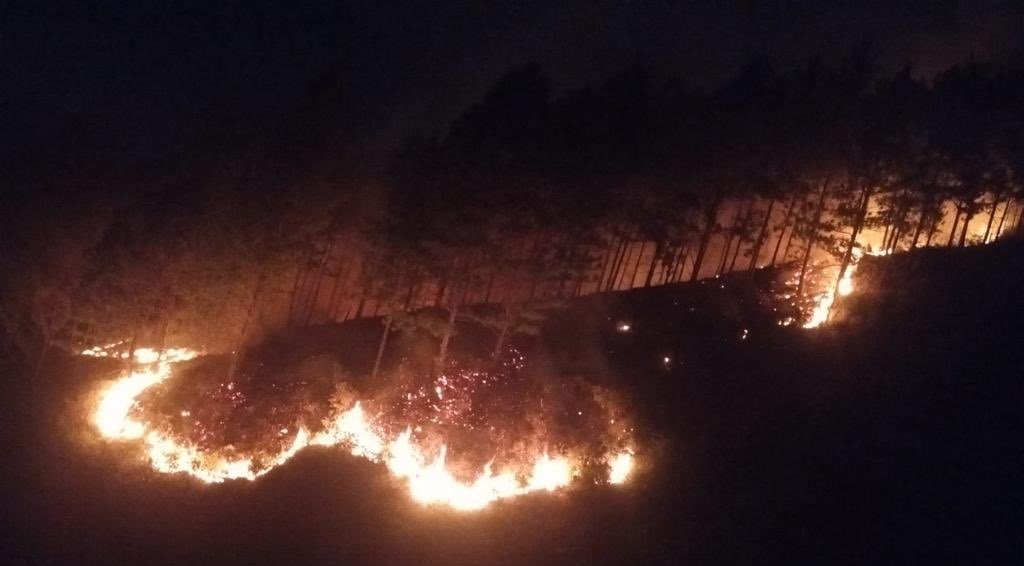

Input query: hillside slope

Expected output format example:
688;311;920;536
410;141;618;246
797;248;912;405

4;239;1023;565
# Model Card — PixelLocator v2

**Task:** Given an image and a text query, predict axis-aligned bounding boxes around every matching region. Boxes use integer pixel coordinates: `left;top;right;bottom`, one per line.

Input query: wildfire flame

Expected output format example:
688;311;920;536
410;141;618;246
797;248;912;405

801;248;865;329
86;346;636;510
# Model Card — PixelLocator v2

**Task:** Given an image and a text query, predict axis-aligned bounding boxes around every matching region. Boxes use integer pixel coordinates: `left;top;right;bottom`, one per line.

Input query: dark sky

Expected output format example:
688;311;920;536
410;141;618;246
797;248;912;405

3;0;1022;159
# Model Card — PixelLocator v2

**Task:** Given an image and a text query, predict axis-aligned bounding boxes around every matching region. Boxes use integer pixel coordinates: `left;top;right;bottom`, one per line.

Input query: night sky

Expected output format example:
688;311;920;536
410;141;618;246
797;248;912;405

4;1;1022;159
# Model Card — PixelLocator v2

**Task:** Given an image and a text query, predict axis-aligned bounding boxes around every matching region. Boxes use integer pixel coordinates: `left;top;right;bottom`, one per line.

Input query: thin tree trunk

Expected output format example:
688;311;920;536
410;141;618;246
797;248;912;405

611;241;633;291
596;234;617;290
228;272;265;380
492;305;513;360
982;194;1002;243
770;195;798;267
690;195;722;282
436;292;460;372
947;208;961;247
354;292;367;319
303;238;335;326
371;316;393;380
925;209;938;246
330;258;355;321
727;199;753;273
958;210;973;247
889;224;903;254
747;197;776;271
717;202;743;276
675;248;690;282
603;234;627;291
287;244;315;326
628;241;647;289
644;241;662;287
608;237;632;291
797;176;831;299
911;208;929;249
994;198;1012;239
832;179;871;294
324;260;346;323
781;216;800;264
665;243;685;283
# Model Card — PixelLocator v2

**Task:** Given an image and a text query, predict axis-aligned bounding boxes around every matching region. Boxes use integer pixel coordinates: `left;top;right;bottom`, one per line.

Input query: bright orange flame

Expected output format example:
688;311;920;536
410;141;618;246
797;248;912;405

608;451;634;484
85;345;635;509
802;248;864;329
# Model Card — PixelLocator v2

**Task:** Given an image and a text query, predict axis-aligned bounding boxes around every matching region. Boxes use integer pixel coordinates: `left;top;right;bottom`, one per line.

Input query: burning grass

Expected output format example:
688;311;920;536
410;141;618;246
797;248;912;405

85;345;637;510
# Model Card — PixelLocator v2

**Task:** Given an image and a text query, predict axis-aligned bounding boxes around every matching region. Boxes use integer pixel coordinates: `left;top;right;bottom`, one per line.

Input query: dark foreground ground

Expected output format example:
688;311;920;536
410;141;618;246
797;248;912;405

3;240;1023;565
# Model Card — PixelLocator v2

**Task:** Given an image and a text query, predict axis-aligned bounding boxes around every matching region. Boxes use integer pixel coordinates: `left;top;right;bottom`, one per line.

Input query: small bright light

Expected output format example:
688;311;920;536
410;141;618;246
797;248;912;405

616;322;632;332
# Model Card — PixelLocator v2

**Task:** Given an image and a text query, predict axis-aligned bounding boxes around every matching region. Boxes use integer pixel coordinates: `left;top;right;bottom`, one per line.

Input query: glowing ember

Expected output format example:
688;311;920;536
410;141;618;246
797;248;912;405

85;345;637;510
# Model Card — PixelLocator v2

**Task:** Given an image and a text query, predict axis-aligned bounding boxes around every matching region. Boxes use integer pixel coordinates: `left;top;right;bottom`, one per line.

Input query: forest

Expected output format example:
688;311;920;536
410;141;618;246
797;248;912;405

3;49;1023;378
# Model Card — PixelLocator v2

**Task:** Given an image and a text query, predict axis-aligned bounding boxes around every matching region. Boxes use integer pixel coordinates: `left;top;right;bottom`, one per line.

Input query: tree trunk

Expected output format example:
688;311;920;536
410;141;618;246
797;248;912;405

832;179;871;294
690;195;722;282
958;209;973;247
781;215;800;264
675;248;690;283
796;176;831;299
371;315;393;380
770;195;798;267
436;295;460;372
287;244;316;327
925;208;938;246
604;234;628;291
330;258;355;321
994;198;1012;240
982;194;1002;244
228;272;265;380
728;199;754;273
354;292;367;319
628;241;647;289
303;238;335;326
947;208;961;247
747;197;776;272
492;305;513;360
596;234;617;290
611;239;635;291
717;202;743;276
644;241;662;287
911;208;929;249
